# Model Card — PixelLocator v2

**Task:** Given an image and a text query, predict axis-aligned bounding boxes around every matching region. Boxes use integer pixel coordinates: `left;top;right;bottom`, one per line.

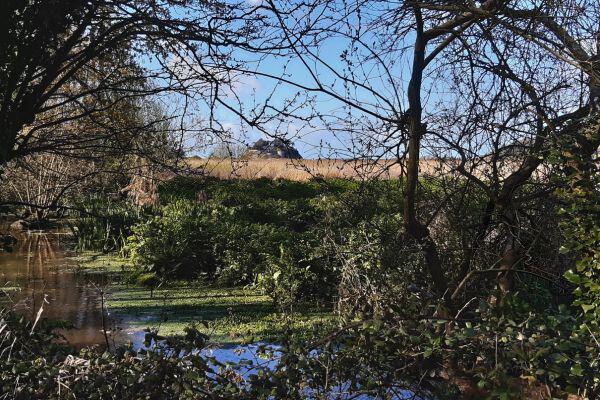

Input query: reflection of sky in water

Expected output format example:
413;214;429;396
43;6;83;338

124;333;423;400
0;229;424;399
128;333;280;376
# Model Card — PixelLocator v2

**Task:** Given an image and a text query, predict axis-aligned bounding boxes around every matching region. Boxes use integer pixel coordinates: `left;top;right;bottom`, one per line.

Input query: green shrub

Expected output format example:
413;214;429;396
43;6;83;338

0;311;253;399
259;232;339;308
136;272;162;297
210;178;321;202
157;175;211;203
126;200;217;279
553;114;600;394
213;219;292;286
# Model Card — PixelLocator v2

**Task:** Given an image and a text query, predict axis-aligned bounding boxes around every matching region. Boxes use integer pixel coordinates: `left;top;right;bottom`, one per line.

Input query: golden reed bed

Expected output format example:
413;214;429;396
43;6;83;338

186;157;451;181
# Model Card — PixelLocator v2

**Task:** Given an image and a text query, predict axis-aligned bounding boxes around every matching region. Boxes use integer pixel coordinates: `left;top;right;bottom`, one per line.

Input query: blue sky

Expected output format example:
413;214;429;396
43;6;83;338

139;1;588;162
138;1;416;159
201;36;411;158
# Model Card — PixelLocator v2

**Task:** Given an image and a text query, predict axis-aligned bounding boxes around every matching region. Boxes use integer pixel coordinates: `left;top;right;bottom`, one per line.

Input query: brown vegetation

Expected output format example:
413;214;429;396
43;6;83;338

187;157;451;181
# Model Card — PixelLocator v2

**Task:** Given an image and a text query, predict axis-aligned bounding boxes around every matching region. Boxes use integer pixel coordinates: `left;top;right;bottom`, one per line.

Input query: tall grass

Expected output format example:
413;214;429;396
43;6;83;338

69;197;143;252
187;157;451;181
186;157;544;182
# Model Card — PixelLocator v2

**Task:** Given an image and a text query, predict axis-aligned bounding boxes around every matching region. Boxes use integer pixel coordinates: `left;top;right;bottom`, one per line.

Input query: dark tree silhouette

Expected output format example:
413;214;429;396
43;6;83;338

0;0;257;167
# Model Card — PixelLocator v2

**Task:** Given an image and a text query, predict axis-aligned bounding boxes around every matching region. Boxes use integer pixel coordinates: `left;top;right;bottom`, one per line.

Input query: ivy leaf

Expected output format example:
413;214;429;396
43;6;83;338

581;304;595;313
570;364;583;377
564;270;581;284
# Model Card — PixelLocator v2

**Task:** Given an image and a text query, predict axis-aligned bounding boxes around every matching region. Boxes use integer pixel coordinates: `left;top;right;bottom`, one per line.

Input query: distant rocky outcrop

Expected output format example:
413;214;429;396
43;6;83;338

245;138;302;159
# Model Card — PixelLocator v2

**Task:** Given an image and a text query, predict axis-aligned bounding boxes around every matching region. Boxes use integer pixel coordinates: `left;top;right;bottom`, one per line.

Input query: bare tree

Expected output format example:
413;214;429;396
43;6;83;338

210;141;248;159
1;89;182;216
2;153;88;221
0;0;263;169
211;0;600;312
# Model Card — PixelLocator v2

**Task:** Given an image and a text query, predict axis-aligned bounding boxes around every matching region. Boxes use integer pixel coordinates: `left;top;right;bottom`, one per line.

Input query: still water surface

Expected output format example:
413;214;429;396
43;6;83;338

0;229;127;348
0;228;420;399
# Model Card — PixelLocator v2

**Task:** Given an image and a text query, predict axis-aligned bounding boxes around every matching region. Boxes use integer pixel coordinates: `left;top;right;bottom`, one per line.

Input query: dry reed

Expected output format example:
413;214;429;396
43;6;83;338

186;157;452;181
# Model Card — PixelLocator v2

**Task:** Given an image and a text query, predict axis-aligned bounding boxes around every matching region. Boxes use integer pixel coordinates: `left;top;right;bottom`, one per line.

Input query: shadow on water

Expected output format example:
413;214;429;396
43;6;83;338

0;228;127;349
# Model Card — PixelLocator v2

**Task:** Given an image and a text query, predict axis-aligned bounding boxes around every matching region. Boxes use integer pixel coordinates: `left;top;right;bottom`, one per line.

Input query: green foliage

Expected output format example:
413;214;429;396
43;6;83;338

126;200;217;279
10;164;600;398
259;233;338;308
444;296;591;397
128;177;416;308
159;176;322;205
0;311;256;399
325;211;433;320
157;175;207;203
69;197;142;252
0;310;417;400
553;114;600;395
212;219;291;286
136;272;161;296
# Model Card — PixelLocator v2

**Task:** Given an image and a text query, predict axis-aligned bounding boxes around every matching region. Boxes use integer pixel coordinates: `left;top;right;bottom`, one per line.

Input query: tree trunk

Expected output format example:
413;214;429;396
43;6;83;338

497;239;518;294
403;8;449;309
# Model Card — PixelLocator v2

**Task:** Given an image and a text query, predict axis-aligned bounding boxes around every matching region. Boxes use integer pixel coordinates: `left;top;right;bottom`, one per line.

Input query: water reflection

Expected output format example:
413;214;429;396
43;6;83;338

0;229;124;349
0;229;421;399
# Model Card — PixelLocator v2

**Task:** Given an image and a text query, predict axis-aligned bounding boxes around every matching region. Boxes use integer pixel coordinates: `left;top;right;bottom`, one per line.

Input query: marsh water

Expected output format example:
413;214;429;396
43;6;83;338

0;230;283;377
0;227;419;399
0;228;128;348
0;228;276;354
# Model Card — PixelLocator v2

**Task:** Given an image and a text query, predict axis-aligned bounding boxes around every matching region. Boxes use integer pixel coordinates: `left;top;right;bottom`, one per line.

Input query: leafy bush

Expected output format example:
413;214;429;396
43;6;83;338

132;177;370;304
553;114;600;395
258;232;339;308
126;200;217;279
137;177;462;310
0;311;258;399
213;219;292;286
157;175;208;203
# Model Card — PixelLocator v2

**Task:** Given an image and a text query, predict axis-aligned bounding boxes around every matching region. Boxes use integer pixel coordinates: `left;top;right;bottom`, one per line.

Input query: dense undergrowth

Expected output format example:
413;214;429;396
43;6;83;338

3;161;599;398
71;177;411;309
